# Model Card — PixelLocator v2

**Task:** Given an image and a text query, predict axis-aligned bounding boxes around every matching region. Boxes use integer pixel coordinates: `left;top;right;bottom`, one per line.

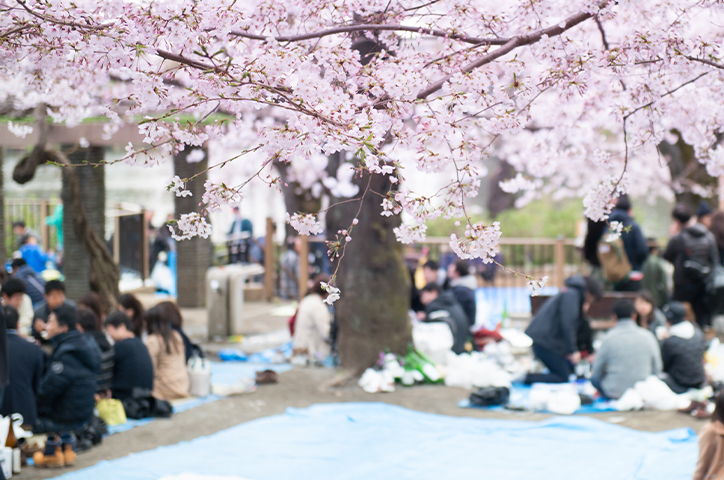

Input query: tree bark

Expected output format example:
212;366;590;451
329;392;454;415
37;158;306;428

62;146;109;303
659;131;719;209
174;148;212;308
0;148;6;266
326;167;411;372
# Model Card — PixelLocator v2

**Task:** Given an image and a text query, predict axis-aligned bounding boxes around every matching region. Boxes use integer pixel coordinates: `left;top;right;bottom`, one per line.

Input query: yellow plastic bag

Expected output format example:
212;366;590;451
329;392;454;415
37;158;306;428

96;399;127;426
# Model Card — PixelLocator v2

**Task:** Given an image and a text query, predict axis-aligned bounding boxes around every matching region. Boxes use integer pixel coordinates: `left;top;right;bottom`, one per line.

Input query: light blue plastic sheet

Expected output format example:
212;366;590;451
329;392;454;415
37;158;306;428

60;402;697;480
107;362;292;435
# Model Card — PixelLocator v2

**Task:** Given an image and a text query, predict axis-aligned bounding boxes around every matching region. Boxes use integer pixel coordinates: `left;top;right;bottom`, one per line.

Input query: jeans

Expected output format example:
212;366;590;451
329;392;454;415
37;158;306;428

33;417;89;435
524;344;573;384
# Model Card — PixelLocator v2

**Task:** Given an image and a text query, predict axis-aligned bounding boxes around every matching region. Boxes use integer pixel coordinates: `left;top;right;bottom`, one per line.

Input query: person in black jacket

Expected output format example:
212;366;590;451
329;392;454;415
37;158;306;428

606;195;649;291
524;275;603;384
104;312;154;400
1;306;43;427
34;304;101;434
446;259;477;327
76;307;114;396
420;283;468;354
660;302;707;394
663;203;720;329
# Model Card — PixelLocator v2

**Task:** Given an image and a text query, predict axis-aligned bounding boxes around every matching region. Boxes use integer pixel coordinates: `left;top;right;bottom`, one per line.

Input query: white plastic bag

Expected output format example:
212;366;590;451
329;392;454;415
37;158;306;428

187;355;212;397
634;376;690;411
412;322;454;366
615;389;644;411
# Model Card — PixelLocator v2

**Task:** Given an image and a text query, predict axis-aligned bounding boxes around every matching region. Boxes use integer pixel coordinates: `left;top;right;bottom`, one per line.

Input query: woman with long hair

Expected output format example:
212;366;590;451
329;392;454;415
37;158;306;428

694;393;724;480
292;274;333;363
155;300;195;361
144;305;189;400
633;291;667;340
77;292;105;329
118;293;145;338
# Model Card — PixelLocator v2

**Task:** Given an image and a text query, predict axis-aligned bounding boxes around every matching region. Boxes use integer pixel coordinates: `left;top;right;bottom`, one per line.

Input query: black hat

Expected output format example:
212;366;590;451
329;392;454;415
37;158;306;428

662;302;686;325
697;201;714;218
616;194;631;211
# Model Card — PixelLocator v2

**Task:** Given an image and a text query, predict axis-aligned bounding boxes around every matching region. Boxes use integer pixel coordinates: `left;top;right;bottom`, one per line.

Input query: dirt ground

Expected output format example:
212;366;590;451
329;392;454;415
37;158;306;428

22;365;709;480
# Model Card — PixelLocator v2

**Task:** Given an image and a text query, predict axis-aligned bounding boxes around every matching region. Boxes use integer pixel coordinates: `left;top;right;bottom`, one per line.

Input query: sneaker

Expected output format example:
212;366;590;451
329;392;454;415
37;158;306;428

32;435;64;468
255;370;278;384
59;433;77;466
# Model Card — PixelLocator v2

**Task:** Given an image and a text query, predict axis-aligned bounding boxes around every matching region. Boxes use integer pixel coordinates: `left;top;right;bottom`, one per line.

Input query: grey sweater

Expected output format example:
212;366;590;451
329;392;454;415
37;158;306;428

591;320;662;399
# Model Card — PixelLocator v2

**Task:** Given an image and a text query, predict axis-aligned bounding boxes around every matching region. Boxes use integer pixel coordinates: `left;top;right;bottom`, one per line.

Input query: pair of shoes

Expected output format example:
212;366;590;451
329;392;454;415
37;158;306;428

255;370;279;384
33;433;76;468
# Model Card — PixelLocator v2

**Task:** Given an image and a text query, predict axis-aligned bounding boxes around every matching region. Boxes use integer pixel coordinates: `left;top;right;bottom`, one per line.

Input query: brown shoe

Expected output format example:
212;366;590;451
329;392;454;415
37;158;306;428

32;436;64;468
60;433;77;466
255;370;279;384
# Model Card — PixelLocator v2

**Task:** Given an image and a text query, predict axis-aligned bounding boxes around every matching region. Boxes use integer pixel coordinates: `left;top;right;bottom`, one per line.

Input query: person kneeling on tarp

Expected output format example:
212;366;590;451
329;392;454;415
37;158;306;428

524;275;602;384
659;301;706;394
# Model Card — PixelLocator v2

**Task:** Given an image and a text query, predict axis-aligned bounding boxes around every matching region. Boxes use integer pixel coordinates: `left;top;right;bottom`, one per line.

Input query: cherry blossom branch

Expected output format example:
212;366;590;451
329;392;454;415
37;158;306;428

229;24;509;46
686;56;724;70
416;8;601;99
14;0;111;31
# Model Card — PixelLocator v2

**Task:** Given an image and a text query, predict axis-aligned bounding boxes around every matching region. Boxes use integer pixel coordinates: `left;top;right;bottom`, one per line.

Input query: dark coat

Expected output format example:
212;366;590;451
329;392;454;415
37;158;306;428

1;333;44;425
664;223;720;291
14;265;45;306
451;285;476;327
608;208;649;271
584;219;607;267
525;276;588;357
111;337;154;400
0;308;7;389
86;331;114;393
37;329;101;425
424;291;469;354
661;327;707;389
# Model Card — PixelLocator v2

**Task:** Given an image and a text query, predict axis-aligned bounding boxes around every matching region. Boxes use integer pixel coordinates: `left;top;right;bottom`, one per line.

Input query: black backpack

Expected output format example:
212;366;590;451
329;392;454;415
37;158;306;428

681;230;715;283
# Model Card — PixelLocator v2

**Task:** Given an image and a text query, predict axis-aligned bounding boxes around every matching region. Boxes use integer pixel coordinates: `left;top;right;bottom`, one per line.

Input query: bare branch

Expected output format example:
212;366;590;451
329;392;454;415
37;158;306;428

229;24;509;46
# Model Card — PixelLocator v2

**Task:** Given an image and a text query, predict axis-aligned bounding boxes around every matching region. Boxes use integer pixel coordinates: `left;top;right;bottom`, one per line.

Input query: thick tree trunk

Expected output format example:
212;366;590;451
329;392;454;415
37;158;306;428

274;160;322;238
0;149;5;266
326;169;411;372
174;148;212;308
659;131;719;209
62;146;106;302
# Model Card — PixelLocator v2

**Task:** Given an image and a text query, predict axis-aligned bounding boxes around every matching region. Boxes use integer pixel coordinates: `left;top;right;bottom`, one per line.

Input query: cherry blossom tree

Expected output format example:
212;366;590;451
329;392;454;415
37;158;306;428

3;0;724;369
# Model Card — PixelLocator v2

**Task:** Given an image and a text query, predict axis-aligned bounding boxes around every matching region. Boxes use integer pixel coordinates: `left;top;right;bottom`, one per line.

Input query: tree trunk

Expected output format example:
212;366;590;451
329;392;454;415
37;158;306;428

62;146;106;302
0;148;5;266
174;148;212;308
326;169;411;372
659;131;719;209
274;160;323;238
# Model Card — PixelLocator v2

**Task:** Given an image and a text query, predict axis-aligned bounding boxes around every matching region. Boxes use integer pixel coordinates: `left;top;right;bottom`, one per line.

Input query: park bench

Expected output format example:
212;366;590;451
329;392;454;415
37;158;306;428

530;291;638;330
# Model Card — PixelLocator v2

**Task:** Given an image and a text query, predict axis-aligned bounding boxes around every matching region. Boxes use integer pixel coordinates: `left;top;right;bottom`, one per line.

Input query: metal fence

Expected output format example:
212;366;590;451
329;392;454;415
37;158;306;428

5;198;61;257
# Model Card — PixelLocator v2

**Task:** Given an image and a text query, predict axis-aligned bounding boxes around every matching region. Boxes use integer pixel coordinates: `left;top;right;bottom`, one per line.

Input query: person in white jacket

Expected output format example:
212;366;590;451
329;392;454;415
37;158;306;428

293;274;332;362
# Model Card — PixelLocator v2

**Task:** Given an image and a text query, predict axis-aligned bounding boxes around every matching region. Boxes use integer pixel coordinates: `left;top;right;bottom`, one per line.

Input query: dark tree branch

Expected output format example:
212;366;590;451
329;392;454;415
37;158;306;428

686;56;724;70
228;24;509;45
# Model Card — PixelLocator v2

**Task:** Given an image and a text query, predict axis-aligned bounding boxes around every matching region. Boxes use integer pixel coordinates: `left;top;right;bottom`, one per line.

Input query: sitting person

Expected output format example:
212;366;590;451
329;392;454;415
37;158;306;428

524;275;603;384
446;259;477;327
35;305;101;433
77;292;105;324
156;301;195;362
659;301;707;393
634;291;668;340
0;306;44;427
694;393;724;480
118;293;145;338
591;300;662;399
144;306;189;400
33;280;75;344
104;312;154;400
76;307;114;395
419;282;468;354
292;274;333;361
2;278;34;337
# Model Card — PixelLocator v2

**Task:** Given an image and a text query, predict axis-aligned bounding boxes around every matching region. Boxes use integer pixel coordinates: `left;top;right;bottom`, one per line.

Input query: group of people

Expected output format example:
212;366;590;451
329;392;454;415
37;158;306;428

586;195;724;329
0;276;197;442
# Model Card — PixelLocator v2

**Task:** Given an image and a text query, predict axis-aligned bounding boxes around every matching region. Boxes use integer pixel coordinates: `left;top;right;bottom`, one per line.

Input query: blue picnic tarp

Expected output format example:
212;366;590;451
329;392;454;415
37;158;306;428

59;402;697;480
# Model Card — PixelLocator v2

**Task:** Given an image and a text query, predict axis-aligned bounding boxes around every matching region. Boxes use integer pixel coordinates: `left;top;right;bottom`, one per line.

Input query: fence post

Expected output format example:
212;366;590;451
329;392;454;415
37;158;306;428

554;236;565;288
40;200;49;251
298;235;309;300
264;217;275;301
